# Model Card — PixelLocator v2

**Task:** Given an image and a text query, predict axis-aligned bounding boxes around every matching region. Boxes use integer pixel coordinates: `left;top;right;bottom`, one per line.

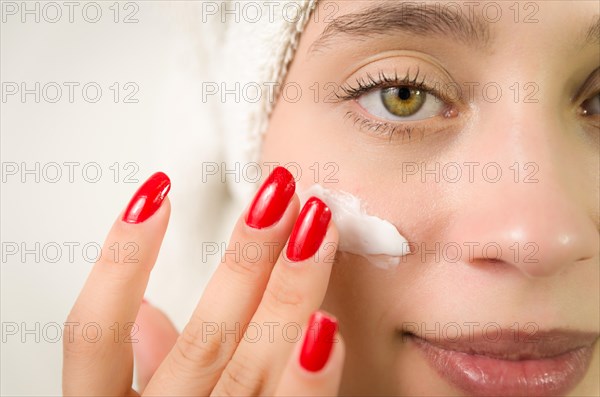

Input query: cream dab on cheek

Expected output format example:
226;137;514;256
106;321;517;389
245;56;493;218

298;184;410;268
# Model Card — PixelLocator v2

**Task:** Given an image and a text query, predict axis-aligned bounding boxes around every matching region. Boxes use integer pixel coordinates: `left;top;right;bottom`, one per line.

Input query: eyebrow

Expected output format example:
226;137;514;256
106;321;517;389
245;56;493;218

585;16;600;45
309;2;491;54
309;3;600;55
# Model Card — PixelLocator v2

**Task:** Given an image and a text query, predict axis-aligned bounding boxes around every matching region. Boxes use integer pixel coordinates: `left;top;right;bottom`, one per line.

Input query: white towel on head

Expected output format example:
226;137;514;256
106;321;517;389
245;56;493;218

200;0;318;203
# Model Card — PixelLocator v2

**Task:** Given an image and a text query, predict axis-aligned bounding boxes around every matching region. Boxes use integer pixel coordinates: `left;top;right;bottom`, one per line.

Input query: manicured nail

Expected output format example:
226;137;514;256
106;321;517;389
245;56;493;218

122;172;171;224
286;197;331;261
300;311;338;372
246;166;295;229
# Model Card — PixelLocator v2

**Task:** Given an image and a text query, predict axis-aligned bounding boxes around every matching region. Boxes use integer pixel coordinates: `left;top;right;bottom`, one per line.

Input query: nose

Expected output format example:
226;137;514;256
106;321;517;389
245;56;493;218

444;105;599;278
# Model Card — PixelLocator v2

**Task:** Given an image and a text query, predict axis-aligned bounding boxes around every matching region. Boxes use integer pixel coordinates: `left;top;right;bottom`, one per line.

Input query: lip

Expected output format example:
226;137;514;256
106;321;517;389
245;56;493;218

404;329;598;396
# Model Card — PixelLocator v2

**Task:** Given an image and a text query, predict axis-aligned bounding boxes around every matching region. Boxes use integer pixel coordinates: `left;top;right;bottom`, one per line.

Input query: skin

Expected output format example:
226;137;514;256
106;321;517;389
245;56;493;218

261;0;599;395
63;1;599;396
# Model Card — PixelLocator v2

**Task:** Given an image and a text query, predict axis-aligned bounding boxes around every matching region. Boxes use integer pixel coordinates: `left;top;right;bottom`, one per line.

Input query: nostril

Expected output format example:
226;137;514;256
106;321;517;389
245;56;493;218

468;258;511;273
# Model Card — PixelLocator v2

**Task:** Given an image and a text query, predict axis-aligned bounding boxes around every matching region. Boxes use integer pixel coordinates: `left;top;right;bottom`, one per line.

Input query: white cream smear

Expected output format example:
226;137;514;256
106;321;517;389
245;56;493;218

298;184;410;269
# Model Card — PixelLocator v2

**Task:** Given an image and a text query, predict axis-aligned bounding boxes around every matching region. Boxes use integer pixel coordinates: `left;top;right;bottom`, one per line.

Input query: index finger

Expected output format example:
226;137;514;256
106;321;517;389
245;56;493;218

63;172;171;396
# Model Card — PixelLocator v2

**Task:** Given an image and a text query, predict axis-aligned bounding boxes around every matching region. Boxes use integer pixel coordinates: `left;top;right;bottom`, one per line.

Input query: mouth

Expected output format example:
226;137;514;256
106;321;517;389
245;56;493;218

401;328;598;396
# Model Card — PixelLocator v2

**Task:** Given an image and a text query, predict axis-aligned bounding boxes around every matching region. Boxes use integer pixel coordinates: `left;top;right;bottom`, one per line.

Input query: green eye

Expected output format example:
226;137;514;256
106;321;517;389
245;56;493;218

358;84;443;122
381;87;426;117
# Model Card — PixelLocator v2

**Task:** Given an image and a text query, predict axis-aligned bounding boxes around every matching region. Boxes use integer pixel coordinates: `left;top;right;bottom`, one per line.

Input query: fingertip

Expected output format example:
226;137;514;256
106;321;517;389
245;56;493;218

245;166;297;230
122;171;171;224
241;191;300;236
276;312;345;396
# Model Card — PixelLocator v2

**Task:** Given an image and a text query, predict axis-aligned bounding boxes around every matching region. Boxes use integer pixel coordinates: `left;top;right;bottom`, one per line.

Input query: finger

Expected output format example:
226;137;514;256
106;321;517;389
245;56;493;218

212;197;339;395
63;172;171;396
145;166;298;396
133;299;179;393
276;311;344;397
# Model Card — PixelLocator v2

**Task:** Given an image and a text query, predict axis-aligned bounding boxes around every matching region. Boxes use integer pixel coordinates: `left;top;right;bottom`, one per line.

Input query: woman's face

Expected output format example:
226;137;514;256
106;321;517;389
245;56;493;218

260;1;599;395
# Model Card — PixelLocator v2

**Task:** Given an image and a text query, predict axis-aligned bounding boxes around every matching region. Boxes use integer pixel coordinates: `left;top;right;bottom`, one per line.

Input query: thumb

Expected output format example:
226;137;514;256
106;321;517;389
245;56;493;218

133;299;179;392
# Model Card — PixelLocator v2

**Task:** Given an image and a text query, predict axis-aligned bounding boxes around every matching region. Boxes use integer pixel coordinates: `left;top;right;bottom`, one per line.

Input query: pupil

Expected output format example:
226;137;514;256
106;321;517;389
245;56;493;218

397;87;412;100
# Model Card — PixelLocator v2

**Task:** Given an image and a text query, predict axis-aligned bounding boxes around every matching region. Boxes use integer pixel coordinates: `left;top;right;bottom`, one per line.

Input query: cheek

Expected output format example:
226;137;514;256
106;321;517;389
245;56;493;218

262;92;434;194
262;84;450;235
260;97;350;173
261;90;459;327
261;90;449;281
322;253;455;395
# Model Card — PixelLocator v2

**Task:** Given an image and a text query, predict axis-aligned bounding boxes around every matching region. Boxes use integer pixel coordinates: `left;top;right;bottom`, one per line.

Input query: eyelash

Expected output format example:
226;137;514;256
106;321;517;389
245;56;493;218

335;69;453;140
336;69;435;100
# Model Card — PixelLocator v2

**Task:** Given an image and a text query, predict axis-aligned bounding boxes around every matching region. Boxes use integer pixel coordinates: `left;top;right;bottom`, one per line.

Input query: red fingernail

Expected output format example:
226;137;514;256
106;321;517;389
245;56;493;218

246;166;295;229
122;172;171;224
286;197;331;262
300;311;338;372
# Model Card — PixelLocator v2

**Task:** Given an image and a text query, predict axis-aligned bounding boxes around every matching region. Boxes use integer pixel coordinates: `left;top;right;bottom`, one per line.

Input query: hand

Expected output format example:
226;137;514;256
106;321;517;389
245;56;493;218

63;167;345;396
